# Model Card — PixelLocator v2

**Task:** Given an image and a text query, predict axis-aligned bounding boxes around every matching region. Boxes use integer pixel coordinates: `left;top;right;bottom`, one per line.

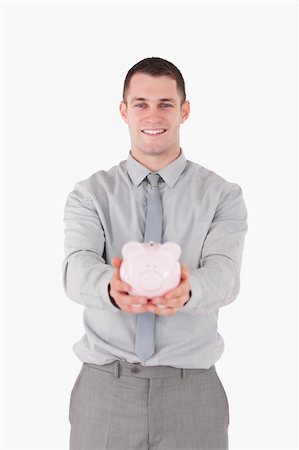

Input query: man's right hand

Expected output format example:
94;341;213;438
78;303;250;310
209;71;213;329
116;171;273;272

109;257;152;314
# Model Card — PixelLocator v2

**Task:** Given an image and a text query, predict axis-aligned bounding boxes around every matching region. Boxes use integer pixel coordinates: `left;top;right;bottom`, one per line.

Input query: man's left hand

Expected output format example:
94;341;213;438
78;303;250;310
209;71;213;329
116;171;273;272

147;264;191;316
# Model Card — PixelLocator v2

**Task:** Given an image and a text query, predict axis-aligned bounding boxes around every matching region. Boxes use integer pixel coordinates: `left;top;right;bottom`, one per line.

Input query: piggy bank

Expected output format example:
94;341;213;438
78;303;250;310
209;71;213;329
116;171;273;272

119;241;181;302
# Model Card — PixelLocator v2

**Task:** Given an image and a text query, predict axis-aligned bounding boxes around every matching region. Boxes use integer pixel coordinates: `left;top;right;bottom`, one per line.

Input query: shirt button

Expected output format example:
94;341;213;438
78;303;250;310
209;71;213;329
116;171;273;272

131;366;140;374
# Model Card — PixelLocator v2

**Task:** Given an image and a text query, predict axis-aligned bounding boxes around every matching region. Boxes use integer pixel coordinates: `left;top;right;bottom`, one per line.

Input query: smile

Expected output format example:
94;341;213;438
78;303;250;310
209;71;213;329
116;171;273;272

141;129;166;135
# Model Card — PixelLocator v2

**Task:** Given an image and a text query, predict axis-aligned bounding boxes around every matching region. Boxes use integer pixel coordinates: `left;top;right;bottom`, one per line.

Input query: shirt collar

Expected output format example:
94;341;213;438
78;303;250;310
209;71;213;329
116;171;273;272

125;149;187;188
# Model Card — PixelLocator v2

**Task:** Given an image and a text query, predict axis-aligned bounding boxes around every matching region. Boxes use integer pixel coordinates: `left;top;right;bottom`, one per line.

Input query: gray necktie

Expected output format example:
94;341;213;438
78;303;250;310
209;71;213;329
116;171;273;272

135;173;162;361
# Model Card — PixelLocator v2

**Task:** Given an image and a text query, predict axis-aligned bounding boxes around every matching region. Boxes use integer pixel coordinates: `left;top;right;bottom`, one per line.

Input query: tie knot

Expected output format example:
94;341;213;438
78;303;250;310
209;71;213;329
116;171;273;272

147;173;161;188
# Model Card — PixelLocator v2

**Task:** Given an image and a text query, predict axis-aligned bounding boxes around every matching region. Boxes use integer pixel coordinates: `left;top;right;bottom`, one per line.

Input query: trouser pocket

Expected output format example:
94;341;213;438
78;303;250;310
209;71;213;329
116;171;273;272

69;364;84;424
214;370;230;426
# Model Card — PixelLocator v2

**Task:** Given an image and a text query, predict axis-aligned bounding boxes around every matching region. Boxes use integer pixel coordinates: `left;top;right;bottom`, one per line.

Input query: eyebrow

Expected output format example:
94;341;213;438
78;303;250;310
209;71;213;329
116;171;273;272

130;97;177;104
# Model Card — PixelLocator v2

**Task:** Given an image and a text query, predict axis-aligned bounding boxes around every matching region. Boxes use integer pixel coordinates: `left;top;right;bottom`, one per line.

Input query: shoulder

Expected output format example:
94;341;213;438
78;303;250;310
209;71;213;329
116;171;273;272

186;159;242;194
71;160;127;197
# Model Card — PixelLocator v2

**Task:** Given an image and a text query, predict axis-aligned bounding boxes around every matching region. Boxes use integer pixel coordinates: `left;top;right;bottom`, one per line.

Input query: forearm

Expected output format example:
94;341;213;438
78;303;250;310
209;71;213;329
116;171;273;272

62;250;115;309
182;182;247;315
182;255;241;314
62;182;116;311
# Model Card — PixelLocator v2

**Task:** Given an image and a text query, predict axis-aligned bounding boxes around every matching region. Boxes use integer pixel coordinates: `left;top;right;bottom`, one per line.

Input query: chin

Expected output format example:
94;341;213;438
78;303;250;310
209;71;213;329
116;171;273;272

141;146;168;156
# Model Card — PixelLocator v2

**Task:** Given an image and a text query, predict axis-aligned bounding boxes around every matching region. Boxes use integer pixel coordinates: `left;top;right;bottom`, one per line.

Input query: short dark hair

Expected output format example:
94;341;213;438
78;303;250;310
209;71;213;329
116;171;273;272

122;57;186;104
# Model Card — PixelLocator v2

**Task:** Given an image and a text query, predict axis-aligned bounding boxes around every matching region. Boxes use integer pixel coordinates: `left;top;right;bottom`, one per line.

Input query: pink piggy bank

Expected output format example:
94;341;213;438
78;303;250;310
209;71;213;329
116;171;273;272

119;241;181;302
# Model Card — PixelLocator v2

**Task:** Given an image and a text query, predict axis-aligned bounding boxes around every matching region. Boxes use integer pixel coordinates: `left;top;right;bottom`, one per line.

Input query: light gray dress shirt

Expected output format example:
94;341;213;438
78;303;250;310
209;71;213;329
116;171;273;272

62;150;247;368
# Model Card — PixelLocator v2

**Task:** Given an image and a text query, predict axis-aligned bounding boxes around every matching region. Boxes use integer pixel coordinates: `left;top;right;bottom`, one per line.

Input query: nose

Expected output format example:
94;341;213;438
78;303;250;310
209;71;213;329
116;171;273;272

140;272;163;291
144;107;163;124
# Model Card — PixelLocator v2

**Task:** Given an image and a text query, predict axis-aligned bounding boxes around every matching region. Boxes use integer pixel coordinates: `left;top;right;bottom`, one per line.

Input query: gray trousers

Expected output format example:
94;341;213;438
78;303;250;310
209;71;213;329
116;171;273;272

69;361;229;450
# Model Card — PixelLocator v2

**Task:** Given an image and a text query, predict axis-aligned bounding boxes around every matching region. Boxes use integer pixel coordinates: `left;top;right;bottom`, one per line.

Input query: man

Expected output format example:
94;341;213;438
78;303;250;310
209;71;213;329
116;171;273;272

62;57;248;450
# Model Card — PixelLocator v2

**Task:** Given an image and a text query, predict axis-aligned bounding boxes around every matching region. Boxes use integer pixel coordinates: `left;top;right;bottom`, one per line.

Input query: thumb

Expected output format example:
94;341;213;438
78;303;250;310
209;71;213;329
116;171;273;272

180;264;190;279
111;257;122;269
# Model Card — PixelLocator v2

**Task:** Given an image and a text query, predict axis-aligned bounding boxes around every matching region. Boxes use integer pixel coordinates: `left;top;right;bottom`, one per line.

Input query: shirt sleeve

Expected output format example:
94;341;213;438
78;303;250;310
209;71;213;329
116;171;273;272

181;182;248;315
62;181;119;311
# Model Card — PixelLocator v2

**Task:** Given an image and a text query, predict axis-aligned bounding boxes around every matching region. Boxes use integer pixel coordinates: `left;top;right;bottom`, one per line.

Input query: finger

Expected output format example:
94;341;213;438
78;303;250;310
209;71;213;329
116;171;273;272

150;296;164;305
164;280;190;300
126;294;149;307
152;294;189;309
160;298;184;309
121;302;154;314
109;290;129;306
164;286;184;300
167;296;189;308
111;266;126;285
115;293;146;307
129;296;148;307
111;257;122;269
113;279;132;293
151;306;179;316
180;264;190;280
151;293;179;306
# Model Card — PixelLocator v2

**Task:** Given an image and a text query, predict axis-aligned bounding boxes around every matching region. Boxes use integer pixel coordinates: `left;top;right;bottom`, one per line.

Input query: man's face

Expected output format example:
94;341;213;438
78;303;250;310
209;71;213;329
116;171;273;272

120;73;190;159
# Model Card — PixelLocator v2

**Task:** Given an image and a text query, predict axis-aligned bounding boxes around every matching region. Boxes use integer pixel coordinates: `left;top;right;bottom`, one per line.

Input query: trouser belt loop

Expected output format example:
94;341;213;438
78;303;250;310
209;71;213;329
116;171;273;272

181;369;186;379
114;361;120;379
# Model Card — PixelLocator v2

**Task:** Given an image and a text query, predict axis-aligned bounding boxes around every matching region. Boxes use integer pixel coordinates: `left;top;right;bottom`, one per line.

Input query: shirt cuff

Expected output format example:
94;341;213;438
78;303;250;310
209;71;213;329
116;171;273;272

98;267;122;311
108;283;121;310
180;271;203;314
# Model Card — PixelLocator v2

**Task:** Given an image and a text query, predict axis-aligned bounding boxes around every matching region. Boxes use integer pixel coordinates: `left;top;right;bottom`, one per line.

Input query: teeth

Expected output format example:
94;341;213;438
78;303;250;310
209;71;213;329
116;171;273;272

142;129;165;135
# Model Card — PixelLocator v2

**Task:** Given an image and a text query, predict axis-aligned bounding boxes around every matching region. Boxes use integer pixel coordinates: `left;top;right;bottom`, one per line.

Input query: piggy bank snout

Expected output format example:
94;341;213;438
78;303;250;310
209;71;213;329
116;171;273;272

120;241;182;297
140;272;163;291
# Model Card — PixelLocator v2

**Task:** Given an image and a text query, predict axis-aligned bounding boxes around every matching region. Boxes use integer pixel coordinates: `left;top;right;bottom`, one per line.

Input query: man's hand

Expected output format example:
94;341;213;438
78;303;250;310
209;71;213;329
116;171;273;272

109;257;152;314
149;264;191;316
109;258;191;316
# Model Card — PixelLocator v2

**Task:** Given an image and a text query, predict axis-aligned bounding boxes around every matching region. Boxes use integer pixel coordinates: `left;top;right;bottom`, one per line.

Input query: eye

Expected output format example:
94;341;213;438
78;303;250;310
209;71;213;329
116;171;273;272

134;103;146;108
160;103;173;108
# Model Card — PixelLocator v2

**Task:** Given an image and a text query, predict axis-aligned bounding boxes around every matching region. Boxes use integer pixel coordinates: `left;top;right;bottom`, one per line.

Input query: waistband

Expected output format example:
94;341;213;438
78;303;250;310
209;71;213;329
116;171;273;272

84;361;215;380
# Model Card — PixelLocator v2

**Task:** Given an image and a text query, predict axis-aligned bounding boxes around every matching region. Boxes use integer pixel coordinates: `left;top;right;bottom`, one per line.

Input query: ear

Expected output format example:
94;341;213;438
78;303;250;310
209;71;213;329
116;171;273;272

122;241;145;259
180;100;190;124
119;101;128;123
160;242;181;261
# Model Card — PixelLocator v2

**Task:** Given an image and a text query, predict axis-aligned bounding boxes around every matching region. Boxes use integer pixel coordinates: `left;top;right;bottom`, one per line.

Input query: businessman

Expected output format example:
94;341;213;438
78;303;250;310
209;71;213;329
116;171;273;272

62;57;248;449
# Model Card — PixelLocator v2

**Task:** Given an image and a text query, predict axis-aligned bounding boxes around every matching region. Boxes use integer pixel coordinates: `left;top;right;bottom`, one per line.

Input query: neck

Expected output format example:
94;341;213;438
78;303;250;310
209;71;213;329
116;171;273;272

131;148;181;172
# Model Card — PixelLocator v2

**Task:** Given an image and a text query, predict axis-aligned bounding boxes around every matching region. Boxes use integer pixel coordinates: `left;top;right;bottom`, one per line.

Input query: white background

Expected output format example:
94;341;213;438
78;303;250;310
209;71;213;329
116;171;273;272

1;1;298;449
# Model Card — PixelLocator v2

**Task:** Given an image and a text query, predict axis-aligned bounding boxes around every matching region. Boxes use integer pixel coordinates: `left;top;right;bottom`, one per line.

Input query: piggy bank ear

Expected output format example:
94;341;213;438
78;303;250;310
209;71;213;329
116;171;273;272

122;241;145;259
160;242;181;261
